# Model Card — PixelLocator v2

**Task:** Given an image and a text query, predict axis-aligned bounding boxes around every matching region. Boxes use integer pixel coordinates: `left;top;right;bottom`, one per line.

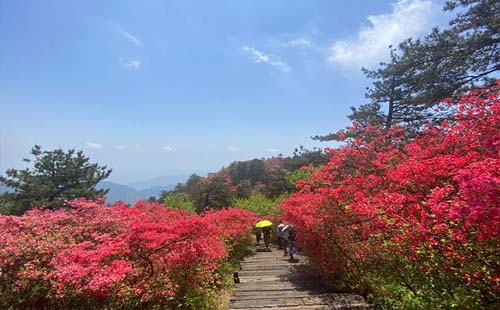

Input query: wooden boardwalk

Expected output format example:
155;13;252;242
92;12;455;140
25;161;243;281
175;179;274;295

229;244;373;310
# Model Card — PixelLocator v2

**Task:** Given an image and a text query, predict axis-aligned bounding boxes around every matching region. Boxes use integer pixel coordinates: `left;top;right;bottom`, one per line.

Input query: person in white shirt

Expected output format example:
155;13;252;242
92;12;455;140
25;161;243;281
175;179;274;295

277;219;286;250
281;222;292;256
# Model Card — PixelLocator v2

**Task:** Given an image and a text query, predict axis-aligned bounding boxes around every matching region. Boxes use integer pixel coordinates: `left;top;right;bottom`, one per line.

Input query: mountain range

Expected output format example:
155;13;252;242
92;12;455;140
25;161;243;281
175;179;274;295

126;174;192;190
0;176;184;205
96;181;174;204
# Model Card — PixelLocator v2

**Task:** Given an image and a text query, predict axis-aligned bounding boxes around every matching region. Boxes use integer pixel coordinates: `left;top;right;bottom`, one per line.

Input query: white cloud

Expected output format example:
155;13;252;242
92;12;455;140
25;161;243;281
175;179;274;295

289;38;313;48
118;27;142;47
114;145;126;150
86;142;102;149
242;45;291;73
161;146;174;152
328;0;434;68
120;59;141;69
110;23;142;46
227;145;240;152
266;148;280;153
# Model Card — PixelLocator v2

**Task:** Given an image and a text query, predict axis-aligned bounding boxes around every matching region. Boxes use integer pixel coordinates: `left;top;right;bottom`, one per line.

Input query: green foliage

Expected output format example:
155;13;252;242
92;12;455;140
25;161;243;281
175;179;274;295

233;193;286;216
175;174;203;194
365;261;485;310
284;146;330;170
228;160;267;187
258;168;288;199
194;175;234;213
248;159;267;185
312;103;386;141
0;145;111;215
163;192;195;212
162;174;234;214
368;0;499;128
234;180;252;199
285;168;315;192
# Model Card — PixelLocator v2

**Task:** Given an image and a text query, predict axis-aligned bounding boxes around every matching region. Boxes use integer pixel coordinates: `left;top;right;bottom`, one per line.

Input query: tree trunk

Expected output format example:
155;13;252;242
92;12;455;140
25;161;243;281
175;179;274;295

386;75;396;128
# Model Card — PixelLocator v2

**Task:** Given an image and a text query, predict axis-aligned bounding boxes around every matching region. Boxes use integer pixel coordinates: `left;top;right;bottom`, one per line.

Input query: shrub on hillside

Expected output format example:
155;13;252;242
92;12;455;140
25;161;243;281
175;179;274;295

203;208;258;265
163;192;195;213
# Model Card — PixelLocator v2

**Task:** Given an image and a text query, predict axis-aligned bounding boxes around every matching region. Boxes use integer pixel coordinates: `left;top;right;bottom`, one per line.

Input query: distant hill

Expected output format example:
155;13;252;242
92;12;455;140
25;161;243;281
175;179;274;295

1;181;173;205
164;149;330;212
97;181;174;204
128;174;192;190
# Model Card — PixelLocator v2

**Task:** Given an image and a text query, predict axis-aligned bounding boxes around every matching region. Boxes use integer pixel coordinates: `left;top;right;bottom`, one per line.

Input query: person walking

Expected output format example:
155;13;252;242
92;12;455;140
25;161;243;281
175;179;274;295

277;220;285;250
281;223;291;256
287;225;297;260
255;226;262;245
262;225;272;251
281;224;291;256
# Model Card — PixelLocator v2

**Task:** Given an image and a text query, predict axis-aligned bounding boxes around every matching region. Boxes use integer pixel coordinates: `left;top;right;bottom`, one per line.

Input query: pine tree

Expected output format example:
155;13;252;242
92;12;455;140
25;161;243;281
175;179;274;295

0;145;111;215
370;0;499;127
315;0;499;141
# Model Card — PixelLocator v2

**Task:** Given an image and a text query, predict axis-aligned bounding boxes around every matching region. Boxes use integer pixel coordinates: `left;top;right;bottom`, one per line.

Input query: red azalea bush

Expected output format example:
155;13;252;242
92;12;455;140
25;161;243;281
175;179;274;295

0;199;256;309
203;208;259;264
280;82;500;309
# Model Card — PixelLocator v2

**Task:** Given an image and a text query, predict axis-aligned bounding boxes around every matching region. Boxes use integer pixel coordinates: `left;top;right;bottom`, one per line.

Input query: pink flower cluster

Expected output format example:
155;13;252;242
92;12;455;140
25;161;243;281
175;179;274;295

0;200;257;308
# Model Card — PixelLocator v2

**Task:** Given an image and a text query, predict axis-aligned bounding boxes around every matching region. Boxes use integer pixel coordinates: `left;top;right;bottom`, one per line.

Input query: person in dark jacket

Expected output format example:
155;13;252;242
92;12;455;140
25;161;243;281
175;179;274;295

255;227;262;245
288;226;298;260
262;226;272;251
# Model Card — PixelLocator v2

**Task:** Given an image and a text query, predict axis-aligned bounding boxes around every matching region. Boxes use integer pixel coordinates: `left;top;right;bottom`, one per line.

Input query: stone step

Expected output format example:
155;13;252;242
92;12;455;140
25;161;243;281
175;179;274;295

240;265;304;272
237;277;317;284
239;269;290;277
240;259;296;268
241;260;305;265
242;256;304;263
230;297;324;308
234;293;367;302
230;295;372;309
234;283;304;291
232;291;322;299
235;278;317;287
244;252;306;261
230;304;373;310
245;251;305;256
239;276;284;283
244;253;291;258
241;259;300;265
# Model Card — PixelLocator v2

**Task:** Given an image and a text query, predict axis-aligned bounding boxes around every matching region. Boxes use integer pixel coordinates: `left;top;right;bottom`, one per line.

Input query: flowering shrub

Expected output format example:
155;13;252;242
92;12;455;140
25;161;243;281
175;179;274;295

203;208;258;265
280;82;500;309
0;200;256;309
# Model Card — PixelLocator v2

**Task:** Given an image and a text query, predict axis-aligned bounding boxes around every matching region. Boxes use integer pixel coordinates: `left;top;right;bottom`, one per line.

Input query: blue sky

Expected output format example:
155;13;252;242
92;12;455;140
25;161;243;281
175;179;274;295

0;0;449;183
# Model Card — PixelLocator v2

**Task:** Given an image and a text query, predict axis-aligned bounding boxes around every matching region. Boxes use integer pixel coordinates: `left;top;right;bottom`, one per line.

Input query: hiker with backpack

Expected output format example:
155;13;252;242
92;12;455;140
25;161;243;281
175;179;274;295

287;225;298;260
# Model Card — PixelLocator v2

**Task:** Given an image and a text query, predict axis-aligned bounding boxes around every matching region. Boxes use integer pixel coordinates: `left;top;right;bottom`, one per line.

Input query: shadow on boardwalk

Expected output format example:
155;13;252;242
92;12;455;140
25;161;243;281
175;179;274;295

230;244;372;310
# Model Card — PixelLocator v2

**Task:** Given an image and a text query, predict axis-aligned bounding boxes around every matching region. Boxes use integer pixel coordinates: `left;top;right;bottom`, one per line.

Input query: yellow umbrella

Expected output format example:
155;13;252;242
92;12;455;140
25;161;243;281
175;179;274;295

255;220;273;228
